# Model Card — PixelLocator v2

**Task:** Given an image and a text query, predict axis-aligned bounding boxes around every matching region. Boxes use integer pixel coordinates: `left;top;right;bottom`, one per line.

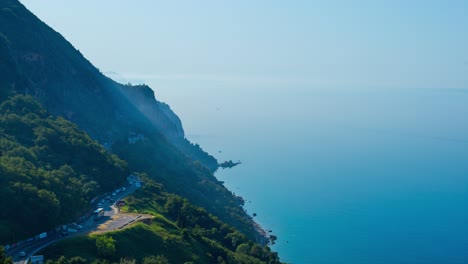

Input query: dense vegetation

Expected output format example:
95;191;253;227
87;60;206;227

0;246;13;264
0;2;282;262
40;177;281;264
0;95;128;243
112;139;255;238
0;0;257;240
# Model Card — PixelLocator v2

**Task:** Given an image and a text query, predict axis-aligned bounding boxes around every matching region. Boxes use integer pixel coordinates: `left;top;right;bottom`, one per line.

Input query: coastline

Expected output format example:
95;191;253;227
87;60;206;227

213;161;274;245
252;219;271;245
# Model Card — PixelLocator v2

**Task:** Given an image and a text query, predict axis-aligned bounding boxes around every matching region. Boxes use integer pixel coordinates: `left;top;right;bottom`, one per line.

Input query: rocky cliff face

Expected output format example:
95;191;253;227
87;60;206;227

120;84;184;141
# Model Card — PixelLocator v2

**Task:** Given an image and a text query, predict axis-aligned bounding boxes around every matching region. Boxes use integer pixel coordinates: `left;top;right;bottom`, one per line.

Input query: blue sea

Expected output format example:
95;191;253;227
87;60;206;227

155;83;468;264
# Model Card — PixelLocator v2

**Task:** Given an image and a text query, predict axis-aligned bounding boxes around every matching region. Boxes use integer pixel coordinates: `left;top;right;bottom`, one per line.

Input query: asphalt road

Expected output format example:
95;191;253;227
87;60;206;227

7;181;150;264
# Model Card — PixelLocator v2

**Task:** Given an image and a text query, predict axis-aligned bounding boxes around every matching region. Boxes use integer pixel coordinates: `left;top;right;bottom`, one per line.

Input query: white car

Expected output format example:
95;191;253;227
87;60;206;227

121;187;126;192
19;252;26;257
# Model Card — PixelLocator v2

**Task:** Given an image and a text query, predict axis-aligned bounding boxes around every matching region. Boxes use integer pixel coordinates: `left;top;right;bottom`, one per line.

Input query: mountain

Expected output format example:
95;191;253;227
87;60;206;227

0;0;216;171
0;95;128;242
40;177;282;264
0;0;258;242
0;96;282;263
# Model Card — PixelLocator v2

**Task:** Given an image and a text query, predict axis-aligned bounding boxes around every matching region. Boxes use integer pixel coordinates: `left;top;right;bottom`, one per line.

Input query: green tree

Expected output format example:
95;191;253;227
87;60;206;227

250;244;263;259
90;259;109;264
67;257;87;264
235;243;251;255
142;255;170;264
50;256;67;264
217;256;226;264
119;258;135;264
0;246;13;264
180;228;190;240
95;236;116;258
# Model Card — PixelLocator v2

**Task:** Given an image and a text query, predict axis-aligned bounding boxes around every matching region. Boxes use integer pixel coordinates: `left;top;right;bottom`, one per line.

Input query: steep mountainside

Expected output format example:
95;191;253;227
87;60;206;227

0;97;281;262
0;0;258;240
0;0;201;152
0;95;128;242
40;177;281;264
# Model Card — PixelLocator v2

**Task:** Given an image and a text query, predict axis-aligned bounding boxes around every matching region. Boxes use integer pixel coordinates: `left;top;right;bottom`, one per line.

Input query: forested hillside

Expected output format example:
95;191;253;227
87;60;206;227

0;95;128;243
40;177;281;264
0;0;257;240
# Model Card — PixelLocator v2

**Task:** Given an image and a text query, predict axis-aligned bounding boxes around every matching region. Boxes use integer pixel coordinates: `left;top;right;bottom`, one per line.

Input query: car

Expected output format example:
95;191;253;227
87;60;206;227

77;224;83;230
111;192;116;196
97;203;103;207
19;252;26;257
121;187;126;191
60;231;69;237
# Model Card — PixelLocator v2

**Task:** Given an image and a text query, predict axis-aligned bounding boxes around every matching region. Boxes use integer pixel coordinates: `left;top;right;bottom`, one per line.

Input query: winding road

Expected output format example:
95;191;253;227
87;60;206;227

7;182;151;264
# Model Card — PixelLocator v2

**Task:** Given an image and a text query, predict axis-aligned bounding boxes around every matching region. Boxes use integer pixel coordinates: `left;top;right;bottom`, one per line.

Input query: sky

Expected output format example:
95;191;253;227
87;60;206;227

19;0;468;91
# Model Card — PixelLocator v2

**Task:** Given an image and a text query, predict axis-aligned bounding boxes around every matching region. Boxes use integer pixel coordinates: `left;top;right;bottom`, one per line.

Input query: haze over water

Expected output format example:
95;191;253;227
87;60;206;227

153;83;468;264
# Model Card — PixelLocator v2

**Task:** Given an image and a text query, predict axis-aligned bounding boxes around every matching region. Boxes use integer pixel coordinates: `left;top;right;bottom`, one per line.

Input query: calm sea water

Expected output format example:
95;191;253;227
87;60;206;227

154;83;468;264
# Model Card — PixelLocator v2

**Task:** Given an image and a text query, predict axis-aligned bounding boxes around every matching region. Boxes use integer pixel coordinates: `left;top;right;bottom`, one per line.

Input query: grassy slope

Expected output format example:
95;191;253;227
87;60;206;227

40;178;282;264
42;220;267;264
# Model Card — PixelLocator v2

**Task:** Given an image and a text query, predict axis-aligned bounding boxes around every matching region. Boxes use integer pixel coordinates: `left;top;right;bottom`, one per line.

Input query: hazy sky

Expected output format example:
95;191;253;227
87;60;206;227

20;0;468;90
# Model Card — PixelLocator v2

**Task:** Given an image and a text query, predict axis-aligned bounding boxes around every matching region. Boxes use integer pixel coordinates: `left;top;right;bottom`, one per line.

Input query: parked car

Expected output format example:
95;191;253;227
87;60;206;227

121;187;126;192
19;252;26;257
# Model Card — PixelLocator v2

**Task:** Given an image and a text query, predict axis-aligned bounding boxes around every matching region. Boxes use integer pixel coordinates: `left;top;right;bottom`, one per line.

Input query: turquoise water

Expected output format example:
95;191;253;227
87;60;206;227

155;84;468;263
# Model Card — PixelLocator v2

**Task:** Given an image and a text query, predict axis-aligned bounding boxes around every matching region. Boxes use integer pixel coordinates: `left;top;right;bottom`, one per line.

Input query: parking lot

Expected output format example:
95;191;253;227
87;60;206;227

8;177;150;264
